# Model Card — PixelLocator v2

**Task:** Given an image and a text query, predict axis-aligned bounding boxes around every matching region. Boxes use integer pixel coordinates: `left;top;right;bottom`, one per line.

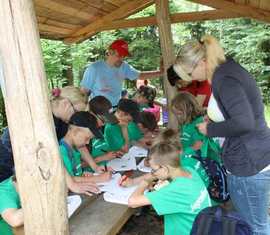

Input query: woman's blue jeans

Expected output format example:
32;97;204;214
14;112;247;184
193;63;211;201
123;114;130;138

227;170;270;235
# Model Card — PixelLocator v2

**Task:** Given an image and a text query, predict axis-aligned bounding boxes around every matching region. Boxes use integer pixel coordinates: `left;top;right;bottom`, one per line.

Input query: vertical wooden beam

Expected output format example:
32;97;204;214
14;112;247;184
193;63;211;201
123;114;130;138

0;0;68;234
155;0;178;128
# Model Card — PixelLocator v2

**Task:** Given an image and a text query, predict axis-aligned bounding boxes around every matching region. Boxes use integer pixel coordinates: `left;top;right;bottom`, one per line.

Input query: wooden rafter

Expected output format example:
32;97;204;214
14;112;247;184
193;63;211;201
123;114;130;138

96;10;241;31
64;0;155;44
189;0;270;23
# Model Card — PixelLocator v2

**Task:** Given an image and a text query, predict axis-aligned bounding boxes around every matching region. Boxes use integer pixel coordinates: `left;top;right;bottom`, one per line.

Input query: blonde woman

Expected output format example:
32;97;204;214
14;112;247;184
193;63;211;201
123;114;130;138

172;35;270;235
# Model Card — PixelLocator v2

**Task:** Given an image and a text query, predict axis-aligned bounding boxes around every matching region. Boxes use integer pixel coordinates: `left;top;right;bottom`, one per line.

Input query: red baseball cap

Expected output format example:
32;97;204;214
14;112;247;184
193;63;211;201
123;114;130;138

109;39;130;57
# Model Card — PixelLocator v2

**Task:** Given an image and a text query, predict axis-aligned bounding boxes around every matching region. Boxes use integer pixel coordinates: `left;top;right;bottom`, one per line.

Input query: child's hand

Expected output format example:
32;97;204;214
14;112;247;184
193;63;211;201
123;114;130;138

94;165;105;173
121;144;129;153
83;172;93;177
197;122;208;135
144;157;150;167
99;171;112;182
72;182;100;196
119;176;133;187
192;141;203;150
105;152;118;161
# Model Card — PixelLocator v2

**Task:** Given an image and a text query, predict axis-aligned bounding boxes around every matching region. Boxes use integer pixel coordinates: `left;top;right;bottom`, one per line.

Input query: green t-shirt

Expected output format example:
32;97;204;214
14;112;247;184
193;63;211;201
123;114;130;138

146;167;211;235
104;122;143;151
180;148;209;187
59;141;83;177
91;138;110;158
180;116;222;163
0;177;21;235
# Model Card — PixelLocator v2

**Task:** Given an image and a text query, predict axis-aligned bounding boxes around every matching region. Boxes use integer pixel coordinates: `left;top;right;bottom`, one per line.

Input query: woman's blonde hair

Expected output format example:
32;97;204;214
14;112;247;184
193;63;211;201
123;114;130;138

171;92;205;125
175;35;226;81
149;141;180;168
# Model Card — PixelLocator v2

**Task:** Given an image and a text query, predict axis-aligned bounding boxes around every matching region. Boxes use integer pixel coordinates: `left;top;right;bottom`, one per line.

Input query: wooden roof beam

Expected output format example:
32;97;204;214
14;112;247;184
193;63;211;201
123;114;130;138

95;10;242;31
64;0;155;44
189;0;270;23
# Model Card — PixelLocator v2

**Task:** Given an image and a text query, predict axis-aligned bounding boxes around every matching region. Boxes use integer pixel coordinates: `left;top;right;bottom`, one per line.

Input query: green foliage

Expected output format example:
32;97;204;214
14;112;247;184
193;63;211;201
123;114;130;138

3;0;270;131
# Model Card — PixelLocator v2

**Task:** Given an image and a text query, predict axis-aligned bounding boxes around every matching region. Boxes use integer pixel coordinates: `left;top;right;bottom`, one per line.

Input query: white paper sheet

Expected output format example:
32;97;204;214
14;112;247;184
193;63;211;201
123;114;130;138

137;159;152;173
97;173;137;205
67;195;82;218
128;146;148;158
107;153;137;171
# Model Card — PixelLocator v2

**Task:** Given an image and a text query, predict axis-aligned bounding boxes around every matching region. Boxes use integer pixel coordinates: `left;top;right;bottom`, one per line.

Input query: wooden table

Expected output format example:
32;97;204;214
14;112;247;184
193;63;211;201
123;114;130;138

13;194;135;235
70;195;135;235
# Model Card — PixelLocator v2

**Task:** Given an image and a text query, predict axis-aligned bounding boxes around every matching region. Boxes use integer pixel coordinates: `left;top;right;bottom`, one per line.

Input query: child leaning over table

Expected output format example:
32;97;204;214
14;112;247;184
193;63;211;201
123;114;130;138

122;141;211;235
103;99;143;153
60;111;111;183
171;92;222;163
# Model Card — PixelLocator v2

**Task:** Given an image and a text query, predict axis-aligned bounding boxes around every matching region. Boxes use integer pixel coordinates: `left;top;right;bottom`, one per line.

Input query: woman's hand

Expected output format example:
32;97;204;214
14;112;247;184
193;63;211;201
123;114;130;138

197;121;208;135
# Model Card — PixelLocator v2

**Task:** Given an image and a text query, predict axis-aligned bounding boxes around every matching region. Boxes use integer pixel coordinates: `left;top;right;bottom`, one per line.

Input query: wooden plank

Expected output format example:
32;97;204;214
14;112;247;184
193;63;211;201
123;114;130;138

35;6;90;25
35;0;98;21
39;23;74;35
0;0;68;234
249;0;261;8
64;0;155;44
95;10;241;31
259;0;270;11
155;0;178;128
37;17;80;30
234;0;247;4
70;196;135;235
49;0;110;15
189;0;270;23
105;0;128;8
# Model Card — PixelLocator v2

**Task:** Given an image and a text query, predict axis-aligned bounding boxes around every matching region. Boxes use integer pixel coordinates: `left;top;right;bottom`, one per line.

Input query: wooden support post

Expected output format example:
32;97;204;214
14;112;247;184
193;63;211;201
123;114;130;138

0;0;68;234
155;0;178;128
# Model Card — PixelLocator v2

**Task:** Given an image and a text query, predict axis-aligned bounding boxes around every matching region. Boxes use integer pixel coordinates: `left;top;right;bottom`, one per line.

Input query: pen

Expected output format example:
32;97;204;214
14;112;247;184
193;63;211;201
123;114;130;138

119;171;133;186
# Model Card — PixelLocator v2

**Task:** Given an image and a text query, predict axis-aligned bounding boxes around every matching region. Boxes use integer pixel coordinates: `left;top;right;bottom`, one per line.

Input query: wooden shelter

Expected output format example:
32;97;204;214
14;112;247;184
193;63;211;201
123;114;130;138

0;0;270;234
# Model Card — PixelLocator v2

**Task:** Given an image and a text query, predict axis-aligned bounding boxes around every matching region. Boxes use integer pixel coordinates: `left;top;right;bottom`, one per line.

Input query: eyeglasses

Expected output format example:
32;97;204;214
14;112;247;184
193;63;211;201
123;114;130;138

151;166;162;175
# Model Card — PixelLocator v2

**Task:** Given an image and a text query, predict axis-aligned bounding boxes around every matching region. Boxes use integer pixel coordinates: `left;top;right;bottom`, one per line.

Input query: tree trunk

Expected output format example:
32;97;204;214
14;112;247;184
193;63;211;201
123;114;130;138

0;0;69;234
155;0;178;128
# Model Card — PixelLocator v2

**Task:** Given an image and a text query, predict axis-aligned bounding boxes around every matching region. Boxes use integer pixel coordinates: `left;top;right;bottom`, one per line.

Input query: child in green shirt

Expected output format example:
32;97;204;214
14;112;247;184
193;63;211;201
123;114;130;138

104;99;143;152
0;176;22;235
171;92;221;163
123;142;211;235
134;85;157;112
60;111;111;183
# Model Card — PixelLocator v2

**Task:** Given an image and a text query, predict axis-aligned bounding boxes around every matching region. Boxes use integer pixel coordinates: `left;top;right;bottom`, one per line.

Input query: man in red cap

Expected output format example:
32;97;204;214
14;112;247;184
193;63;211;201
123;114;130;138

80;39;162;107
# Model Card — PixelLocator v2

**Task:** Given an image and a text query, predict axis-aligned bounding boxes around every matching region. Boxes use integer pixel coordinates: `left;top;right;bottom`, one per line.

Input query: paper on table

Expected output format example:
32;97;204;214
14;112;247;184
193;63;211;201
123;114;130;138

128;146;148;158
137;159;152;173
99;173;137;205
107;153;137;171
67;195;82;218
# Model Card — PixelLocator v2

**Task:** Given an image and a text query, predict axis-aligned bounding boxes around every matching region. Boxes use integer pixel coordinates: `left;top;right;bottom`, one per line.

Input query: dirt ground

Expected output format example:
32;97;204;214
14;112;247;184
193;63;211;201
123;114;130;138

118;207;163;235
